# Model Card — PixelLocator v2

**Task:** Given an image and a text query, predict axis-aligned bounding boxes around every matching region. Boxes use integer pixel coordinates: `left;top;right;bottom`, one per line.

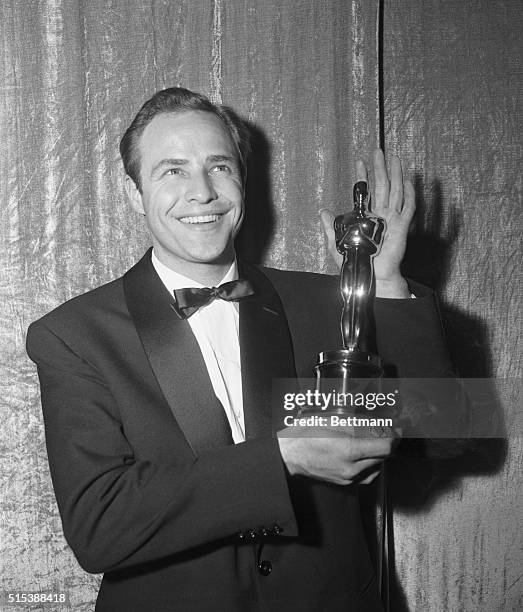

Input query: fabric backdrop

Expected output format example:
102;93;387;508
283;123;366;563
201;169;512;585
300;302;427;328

1;1;521;610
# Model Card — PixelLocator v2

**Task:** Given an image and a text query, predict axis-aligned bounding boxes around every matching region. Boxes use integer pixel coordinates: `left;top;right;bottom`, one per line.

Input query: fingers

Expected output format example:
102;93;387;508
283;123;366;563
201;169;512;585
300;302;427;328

278;429;394;485
319;208;336;244
349;435;394;461
359;467;382;485
356;149;413;216
402;178;416;221
314;429;394;461
373;149;390;211
355;159;368;183
389;156;404;213
319;209;343;269
335;457;384;485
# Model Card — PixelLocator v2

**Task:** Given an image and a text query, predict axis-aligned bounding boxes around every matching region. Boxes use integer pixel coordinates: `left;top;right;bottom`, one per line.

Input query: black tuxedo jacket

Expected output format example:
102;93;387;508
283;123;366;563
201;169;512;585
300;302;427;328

27;250;452;612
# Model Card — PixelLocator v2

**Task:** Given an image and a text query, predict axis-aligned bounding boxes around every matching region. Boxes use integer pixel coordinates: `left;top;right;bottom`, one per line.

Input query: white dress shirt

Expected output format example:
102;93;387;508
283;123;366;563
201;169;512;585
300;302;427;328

151;251;245;443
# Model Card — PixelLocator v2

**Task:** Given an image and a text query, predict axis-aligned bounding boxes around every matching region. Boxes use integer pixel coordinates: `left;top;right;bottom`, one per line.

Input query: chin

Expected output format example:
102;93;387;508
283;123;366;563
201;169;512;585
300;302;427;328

197;241;235;261
196;253;233;266
186;246;234;265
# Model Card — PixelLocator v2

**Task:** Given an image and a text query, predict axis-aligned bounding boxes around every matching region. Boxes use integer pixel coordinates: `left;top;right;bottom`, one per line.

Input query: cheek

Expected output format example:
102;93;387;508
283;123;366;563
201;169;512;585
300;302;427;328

151;194;180;225
232;201;244;227
151;184;182;211
219;176;243;198
230;185;244;215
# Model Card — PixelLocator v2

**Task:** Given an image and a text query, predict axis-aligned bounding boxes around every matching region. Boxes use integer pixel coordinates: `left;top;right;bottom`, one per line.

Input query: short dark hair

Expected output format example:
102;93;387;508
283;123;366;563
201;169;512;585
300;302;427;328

120;87;250;191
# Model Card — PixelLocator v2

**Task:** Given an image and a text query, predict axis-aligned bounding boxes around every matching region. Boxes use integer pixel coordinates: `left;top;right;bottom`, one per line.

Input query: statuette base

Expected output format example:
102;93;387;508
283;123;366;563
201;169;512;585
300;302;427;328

314;349;383;408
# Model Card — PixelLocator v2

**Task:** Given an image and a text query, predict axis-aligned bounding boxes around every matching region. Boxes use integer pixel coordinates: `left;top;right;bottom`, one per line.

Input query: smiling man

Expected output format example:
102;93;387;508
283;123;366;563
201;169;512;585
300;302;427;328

27;88;454;611
124;109;245;284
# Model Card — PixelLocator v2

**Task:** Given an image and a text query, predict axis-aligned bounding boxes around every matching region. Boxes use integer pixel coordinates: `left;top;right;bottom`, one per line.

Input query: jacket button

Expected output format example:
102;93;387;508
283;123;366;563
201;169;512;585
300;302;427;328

258;560;272;576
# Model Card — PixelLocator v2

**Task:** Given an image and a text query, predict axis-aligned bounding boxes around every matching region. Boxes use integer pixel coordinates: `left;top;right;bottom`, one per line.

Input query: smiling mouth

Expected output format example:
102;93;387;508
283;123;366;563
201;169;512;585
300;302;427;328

178;214;223;224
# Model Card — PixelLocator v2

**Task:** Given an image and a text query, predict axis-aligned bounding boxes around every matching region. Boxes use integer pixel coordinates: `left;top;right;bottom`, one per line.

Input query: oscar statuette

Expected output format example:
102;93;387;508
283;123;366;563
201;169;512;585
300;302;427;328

314;180;385;401
311;180;390;608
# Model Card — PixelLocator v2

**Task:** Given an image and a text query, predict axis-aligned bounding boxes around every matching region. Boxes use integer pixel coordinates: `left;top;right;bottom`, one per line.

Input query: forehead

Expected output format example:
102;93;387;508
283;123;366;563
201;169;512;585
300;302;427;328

138;110;236;164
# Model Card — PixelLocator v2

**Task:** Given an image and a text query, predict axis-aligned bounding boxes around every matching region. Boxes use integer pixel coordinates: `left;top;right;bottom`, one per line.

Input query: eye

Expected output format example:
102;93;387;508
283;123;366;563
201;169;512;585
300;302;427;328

210;164;231;174
165;167;184;176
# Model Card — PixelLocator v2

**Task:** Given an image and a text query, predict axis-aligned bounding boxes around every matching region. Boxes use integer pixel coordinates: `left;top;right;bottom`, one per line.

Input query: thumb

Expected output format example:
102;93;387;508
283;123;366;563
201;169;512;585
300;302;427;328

319;209;342;268
319;208;336;250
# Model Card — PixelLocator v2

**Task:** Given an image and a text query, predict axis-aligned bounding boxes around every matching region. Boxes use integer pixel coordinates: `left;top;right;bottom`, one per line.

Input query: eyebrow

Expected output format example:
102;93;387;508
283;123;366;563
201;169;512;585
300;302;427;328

207;154;236;164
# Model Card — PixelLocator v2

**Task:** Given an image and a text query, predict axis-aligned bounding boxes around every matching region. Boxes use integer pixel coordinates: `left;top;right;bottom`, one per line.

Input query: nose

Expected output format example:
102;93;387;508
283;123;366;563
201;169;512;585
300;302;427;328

185;171;218;204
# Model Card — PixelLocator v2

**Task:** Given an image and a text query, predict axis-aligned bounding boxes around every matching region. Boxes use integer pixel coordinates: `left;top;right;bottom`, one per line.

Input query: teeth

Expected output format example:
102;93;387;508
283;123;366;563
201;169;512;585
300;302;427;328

179;214;222;224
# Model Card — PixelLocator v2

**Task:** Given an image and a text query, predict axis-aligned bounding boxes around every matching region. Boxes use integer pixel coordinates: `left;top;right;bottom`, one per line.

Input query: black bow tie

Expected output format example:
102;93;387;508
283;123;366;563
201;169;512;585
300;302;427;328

172;279;255;319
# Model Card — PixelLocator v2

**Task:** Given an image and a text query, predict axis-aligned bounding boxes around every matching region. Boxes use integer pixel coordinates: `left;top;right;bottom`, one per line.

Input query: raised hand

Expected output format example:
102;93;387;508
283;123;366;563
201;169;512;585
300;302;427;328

321;149;415;298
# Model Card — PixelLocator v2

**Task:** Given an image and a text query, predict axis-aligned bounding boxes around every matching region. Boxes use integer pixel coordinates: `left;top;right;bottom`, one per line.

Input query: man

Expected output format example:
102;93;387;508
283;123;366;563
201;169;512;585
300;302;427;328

27;87;453;611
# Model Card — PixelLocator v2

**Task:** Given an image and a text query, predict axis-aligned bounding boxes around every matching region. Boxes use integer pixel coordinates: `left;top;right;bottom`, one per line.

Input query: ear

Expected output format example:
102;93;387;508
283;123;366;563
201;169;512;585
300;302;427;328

125;175;145;215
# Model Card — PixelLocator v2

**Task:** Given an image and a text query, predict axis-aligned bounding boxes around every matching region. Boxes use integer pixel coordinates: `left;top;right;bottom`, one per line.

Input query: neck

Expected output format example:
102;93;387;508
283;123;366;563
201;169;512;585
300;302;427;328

153;251;235;286
182;263;232;286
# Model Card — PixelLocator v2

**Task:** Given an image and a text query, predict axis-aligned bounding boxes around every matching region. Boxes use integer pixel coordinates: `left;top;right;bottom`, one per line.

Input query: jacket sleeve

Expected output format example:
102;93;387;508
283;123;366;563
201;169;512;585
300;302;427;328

26;320;298;575
374;280;471;453
374;279;454;378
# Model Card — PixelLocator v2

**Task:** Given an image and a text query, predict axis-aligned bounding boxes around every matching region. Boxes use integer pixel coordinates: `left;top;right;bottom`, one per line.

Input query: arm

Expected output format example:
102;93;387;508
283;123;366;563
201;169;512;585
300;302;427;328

27;320;297;574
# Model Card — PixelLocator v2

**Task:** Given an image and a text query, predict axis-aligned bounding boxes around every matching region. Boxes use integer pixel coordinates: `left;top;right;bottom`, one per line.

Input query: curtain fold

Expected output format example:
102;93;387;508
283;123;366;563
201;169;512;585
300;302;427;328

383;2;522;610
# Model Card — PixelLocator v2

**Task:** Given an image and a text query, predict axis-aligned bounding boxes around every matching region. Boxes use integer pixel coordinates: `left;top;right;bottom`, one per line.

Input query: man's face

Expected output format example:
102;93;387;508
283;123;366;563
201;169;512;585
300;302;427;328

126;110;244;276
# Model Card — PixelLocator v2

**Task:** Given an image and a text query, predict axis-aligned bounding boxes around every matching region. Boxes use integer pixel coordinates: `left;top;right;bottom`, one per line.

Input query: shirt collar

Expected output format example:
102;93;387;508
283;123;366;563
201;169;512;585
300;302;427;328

151;249;238;292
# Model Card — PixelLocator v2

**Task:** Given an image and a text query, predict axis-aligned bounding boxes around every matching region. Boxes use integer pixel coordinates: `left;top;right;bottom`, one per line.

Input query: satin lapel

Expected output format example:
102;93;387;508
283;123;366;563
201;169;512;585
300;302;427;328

238;262;298;440
123;250;233;456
